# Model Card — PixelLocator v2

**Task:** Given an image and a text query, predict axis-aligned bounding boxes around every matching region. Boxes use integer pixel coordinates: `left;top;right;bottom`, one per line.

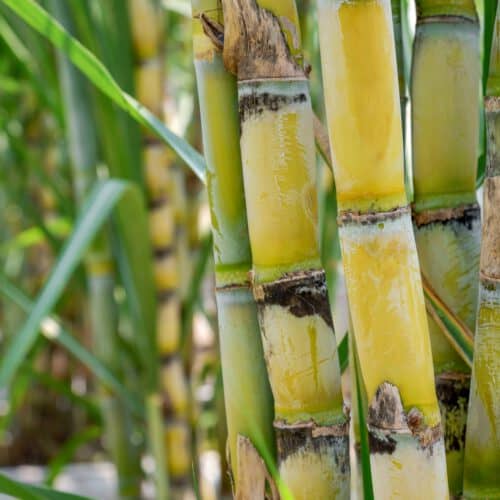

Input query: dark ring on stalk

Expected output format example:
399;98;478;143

436;372;470;453
480;274;500;285
416;15;477;25
274;419;349;466
154;246;175;259
338;206;410;226
412;203;480;227
253;269;333;328
148;196;170;210
239;90;308;123
160;352;179;366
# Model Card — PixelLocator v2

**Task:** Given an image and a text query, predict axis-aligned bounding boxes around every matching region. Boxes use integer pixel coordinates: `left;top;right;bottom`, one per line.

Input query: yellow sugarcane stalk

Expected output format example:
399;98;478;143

317;0;449;497
129;0;191;489
410;1;481;494
463;13;500;498
219;1;349;497
191;2;276;497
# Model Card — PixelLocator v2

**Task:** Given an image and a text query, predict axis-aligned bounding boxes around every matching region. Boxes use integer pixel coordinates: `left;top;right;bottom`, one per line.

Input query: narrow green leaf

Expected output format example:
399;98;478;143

352;333;375;500
338;333;348;374
0;0;206;183
483;0;499;93
422;274;474;368
0;180;156;392
45;427;101;486
0;474;90;500
0;273;143;418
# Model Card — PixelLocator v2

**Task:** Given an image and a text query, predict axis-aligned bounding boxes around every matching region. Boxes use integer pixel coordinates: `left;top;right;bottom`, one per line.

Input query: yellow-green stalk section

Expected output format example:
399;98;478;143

411;2;481;493
463;19;500;493
317;0;448;496
220;0;349;497
191;0;276;490
129;0;191;486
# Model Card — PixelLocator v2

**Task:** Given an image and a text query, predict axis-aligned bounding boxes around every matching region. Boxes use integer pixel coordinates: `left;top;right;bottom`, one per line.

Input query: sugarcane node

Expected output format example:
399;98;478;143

338;205;410;226
412;203;480;229
480;177;500;281
254;269;334;328
368;382;407;431
161;392;175;418
239;89;308;123
274;420;349;471
216;282;252;294
416;14;478;25
157;289;176;302
160;352;179;367
148;195;170;210
436;373;470;452
154;245;176;259
200;12;225;51
368;430;397;455
220;0;304;80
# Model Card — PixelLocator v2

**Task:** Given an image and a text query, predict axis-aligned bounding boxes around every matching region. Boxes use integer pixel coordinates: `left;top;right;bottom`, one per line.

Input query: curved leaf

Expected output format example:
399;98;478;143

0;274;143;417
0;474;90;500
0;0;206;183
0;180;157;391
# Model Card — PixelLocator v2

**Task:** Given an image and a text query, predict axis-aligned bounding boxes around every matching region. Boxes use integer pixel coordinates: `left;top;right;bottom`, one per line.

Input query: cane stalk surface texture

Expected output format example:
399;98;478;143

220;1;350;497
317;0;449;497
191;1;276;495
411;0;481;493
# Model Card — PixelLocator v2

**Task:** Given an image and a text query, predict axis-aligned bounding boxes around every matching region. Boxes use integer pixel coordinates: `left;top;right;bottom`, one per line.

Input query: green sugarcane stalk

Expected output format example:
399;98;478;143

49;1;142;497
190;2;277;495
463;10;500;497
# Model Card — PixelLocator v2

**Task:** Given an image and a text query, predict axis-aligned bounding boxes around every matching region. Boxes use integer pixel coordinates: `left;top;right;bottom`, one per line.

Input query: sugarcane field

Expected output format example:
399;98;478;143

0;0;499;498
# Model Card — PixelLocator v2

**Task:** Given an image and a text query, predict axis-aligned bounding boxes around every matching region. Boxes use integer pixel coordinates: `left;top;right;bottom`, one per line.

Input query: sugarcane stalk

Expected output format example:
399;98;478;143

218;1;349;497
463;12;500;497
191;1;276;494
128;0;192;492
317;0;449;496
410;1;481;493
49;1;142;497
